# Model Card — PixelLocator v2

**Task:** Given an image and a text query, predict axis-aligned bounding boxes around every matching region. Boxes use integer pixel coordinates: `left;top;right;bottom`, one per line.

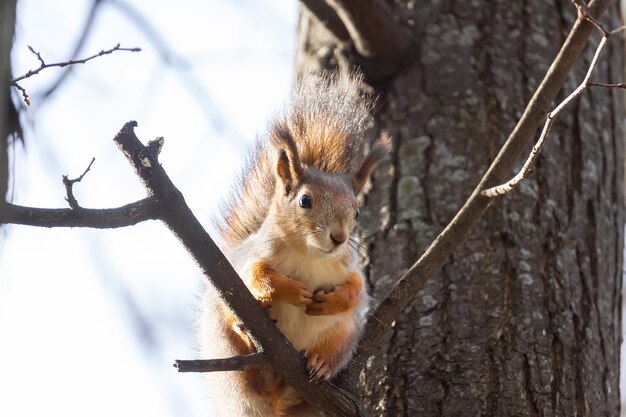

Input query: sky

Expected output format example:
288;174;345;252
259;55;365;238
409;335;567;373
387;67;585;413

0;1;297;416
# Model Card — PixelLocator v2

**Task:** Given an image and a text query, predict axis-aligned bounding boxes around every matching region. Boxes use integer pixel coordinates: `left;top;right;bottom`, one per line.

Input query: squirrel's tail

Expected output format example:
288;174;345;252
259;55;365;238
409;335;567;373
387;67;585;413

214;73;377;248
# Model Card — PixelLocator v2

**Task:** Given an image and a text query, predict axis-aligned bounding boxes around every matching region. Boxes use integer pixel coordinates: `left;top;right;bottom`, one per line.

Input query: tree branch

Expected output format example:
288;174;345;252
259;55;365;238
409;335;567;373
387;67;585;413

0;197;161;228
347;0;614;376
175;353;272;373
11;43;141;105
113;121;364;417
62;157;96;209
590;81;626;88
482;30;612;197
11;44;141;84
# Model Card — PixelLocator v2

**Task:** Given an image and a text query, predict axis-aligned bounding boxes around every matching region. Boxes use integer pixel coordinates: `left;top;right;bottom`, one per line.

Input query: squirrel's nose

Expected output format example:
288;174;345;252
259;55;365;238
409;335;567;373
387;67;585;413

330;234;346;246
329;224;347;246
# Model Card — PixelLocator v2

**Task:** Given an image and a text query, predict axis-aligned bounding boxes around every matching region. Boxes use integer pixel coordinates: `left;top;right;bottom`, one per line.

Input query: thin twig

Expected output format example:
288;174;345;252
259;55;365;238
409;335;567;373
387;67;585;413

62;157;96;209
10;43;141;84
12;82;30;106
589;81;626;88
572;0;609;35
28;45;45;66
482;34;609;197
609;25;626;36
482;20;626;197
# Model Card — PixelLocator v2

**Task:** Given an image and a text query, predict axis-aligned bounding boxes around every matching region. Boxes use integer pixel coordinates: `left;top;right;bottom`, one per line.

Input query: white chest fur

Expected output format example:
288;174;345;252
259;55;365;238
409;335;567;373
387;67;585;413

268;249;354;350
228;234;364;352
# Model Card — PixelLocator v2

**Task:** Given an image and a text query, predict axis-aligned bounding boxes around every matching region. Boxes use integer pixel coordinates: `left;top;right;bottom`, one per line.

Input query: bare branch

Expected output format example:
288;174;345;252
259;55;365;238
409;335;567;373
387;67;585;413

589;81;626;88
482;34;610;197
174;353;272;373
346;0;613;376
0;197;161;228
11;44;141;84
62;157;96;209
609;25;626;36
10;44;141;105
482;19;626;198
572;0;610;35
27;45;46;66
11;82;29;106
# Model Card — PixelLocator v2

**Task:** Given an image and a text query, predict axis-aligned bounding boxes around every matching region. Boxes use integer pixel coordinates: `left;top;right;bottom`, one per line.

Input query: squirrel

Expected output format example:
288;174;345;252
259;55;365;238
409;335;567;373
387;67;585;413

199;73;390;417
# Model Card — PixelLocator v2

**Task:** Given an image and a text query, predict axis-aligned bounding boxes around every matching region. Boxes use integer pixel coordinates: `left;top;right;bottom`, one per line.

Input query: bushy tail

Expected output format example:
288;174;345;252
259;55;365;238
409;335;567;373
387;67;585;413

213;73;377;248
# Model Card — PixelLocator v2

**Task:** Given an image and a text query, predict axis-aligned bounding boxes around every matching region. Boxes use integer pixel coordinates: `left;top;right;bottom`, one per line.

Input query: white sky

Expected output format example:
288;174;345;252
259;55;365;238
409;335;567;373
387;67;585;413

0;1;297;416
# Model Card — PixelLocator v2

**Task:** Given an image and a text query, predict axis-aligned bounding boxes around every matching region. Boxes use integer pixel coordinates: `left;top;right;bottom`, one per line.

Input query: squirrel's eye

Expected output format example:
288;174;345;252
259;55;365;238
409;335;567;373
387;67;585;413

355;208;361;220
299;194;312;209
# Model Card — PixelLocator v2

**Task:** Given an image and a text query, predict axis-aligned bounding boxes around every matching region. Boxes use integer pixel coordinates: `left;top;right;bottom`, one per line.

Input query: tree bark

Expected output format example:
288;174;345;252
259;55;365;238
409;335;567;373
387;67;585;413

296;1;624;416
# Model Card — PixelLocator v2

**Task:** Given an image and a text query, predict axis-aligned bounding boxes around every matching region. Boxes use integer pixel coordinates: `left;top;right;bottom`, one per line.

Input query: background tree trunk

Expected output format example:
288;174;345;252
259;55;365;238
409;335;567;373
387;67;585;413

0;0;17;203
297;1;623;416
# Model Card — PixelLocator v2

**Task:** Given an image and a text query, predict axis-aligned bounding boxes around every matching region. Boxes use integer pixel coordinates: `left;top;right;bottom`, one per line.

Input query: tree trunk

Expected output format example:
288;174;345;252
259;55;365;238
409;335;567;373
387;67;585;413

296;1;623;416
0;0;17;202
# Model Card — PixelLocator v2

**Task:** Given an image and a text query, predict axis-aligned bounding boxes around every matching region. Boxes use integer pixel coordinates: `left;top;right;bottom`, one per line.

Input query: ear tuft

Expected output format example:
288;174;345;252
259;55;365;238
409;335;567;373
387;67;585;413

272;122;303;195
353;133;392;194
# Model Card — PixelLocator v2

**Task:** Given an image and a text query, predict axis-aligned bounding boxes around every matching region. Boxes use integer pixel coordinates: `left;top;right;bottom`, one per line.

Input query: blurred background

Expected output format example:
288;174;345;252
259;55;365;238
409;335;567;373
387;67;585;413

0;1;296;416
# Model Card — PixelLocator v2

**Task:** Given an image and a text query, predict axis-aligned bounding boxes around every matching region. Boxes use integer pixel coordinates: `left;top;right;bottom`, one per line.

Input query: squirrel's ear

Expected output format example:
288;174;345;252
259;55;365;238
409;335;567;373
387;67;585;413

352;134;392;194
273;124;303;195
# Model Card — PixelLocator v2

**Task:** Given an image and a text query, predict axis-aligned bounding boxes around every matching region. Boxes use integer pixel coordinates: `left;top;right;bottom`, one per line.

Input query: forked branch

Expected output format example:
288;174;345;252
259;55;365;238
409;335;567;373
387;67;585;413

481;28;622;196
346;0;615;375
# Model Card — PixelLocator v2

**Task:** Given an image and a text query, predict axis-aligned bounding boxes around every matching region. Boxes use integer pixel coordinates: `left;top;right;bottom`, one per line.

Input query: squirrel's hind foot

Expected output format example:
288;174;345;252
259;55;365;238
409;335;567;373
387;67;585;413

304;351;333;382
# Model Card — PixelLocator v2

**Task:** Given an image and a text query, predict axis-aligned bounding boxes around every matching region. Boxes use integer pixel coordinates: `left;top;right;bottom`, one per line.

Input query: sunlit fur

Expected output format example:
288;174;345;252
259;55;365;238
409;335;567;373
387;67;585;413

213;73;376;248
199;73;390;417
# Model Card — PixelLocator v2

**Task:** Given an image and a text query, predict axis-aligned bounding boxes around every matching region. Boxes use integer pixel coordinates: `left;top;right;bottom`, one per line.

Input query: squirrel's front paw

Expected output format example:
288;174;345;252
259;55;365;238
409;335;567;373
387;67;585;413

278;279;313;307
306;289;350;315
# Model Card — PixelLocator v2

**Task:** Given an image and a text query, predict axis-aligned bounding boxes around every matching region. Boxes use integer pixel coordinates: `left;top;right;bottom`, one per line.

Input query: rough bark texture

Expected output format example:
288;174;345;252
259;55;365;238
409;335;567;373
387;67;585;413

297;1;623;416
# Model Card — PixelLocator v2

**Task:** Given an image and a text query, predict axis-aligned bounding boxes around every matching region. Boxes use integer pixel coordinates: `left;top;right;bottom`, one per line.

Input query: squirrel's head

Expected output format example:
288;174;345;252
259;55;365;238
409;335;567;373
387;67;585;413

269;125;391;256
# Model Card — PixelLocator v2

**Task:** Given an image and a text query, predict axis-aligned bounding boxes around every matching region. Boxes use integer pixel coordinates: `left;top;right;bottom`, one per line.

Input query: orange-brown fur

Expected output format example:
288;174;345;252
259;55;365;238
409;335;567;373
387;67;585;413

219;304;265;396
307;272;362;316
250;260;313;308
